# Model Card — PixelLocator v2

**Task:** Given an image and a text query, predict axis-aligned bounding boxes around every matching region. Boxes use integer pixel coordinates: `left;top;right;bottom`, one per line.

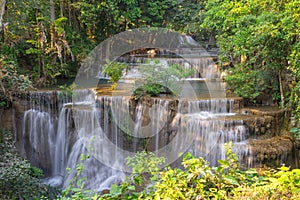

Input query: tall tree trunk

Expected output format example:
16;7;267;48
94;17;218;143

50;0;55;48
49;0;56;84
0;0;6;32
50;0;55;22
278;70;285;108
36;10;41;79
59;0;64;17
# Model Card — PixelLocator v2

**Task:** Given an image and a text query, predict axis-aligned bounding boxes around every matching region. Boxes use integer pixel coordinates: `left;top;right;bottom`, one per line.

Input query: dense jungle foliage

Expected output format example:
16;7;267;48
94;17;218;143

0;129;59;199
0;0;299;120
0;0;299;116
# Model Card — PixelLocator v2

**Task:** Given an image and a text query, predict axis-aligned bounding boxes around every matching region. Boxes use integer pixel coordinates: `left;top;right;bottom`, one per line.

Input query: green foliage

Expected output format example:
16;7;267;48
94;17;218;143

1;0;79;87
167;0;209;41
285;1;300;122
202;0;299;106
126;151;165;174
134;83;163;99
0;129;58;199
42;143;300;199
151;143;243;199
0;55;33;105
133;59;194;99
232;166;300;199
1;0;209;90
103;60;128;89
100;182;137;200
138;143;300;200
23;13;74;85
290;127;300;139
59;154;97;200
102;59;194;98
224;67;264;101
101;151;165;200
0;0;209;90
139;0;178;27
58;83;76;99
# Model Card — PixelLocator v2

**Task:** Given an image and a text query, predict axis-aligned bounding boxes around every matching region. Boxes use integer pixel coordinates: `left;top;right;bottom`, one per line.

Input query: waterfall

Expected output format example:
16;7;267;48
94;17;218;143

173;99;249;166
19;42;254;192
21;89;254;192
53;107;72;176
21;90;69;175
22;109;55;174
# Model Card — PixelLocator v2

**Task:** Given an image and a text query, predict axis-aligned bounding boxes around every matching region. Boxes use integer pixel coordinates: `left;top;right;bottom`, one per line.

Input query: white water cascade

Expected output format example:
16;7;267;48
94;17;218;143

170;99;250;166
19;34;255;192
21;89;252;188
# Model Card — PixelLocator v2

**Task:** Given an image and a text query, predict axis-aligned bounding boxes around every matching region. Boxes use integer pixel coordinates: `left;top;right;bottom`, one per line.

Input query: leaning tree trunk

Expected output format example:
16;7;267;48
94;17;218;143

0;0;6;32
278;69;285;108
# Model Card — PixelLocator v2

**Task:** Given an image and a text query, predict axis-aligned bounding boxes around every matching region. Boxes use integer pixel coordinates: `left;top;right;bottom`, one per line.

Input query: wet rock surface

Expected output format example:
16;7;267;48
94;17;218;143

248;132;295;167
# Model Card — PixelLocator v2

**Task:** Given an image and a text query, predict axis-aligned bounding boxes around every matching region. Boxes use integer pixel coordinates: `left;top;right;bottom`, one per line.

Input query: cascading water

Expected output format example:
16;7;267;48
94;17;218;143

20;87;253;193
18;34;256;192
53;107;72;177
21;91;70;175
21;89;173;191
20;85;254;193
21;84;253;192
22;109;55;172
170;99;249;166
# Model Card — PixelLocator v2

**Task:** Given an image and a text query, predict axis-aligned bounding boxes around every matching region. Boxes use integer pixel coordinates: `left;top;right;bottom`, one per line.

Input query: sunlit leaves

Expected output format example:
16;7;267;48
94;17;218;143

0;56;33;104
204;0;299;106
126;150;165;174
0;129;56;199
103;60;128;89
133;59;194;99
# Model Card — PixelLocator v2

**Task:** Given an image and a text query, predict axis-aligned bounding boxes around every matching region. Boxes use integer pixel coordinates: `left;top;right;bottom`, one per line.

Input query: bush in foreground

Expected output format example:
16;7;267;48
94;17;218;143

58;144;300;200
0;129;58;199
2;128;300;200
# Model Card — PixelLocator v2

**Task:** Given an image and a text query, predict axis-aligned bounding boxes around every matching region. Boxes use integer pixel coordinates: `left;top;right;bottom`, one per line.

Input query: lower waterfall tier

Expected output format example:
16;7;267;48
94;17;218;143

9;90;295;192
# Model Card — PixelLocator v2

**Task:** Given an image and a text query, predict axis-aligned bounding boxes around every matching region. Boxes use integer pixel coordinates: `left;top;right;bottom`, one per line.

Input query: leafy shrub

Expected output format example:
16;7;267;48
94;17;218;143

133;83;163;99
133;59;194;99
149;143;245;199
0;129;58;199
0;55;33;107
103;60;128;89
54;144;300;200
101;151;165;200
59;154;98;200
232;166;300;200
103;143;300;200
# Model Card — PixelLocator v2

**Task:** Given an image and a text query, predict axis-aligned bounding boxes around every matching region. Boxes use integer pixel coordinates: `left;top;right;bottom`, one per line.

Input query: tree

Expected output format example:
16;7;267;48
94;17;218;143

0;55;32;106
166;0;209;41
202;0;299;107
0;0;6;32
133;59;194;99
283;0;300;122
103;60;128;89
